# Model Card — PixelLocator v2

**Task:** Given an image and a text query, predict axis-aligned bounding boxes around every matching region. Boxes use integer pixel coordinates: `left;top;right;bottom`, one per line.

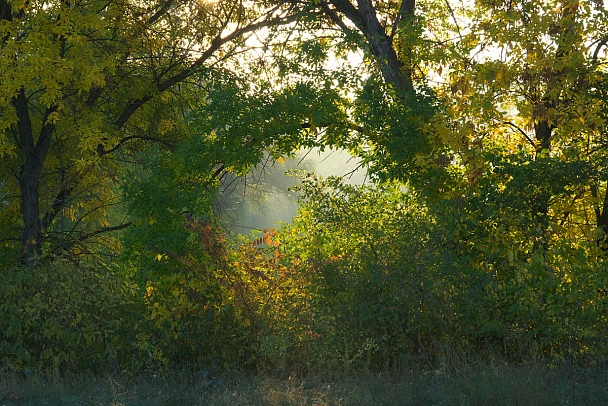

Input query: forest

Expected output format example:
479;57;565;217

1;0;608;393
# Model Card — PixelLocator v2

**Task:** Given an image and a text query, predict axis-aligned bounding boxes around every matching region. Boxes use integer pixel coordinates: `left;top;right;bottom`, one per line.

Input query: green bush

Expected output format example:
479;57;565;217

278;174;452;370
277;173;608;370
435;194;608;362
121;217;257;371
0;257;141;373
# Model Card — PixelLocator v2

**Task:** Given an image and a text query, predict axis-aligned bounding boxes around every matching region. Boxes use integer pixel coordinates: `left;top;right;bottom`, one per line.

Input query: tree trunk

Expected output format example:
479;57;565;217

19;162;43;262
356;0;415;98
327;0;415;99
13;88;56;264
591;183;608;250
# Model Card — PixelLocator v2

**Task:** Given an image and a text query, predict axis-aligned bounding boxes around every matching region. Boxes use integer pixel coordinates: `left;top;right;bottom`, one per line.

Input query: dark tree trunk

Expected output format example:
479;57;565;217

534;120;553;154
356;0;415;98
19;162;43;262
13;88;56;263
2;3;44;263
327;0;416;99
591;183;608;250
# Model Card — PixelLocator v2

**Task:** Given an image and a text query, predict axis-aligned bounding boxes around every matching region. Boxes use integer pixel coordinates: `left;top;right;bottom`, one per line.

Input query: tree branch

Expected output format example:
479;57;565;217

592;37;608;64
328;0;364;28
148;0;175;26
98;135;177;156
111;7;300;132
320;1;352;34
502;120;535;147
41;187;72;232
77;222;132;242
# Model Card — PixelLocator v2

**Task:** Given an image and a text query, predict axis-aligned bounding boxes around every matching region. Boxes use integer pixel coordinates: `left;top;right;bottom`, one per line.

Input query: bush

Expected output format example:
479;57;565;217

0;257;141;373
278;174;451;371
277;173;608;370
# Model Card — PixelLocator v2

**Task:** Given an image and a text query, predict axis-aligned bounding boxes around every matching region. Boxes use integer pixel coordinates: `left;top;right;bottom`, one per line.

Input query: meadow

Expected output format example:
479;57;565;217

2;356;608;406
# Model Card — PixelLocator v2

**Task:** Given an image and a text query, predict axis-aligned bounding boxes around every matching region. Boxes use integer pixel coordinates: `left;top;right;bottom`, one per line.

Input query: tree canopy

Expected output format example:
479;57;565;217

2;0;608;374
0;0;306;263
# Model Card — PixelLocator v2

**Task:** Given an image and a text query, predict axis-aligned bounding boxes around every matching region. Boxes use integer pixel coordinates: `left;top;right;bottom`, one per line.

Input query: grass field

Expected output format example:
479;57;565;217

1;361;608;406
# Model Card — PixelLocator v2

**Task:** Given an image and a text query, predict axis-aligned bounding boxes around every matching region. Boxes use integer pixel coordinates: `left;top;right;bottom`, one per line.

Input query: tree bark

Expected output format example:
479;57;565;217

13;88;50;262
327;0;415;99
19;167;43;262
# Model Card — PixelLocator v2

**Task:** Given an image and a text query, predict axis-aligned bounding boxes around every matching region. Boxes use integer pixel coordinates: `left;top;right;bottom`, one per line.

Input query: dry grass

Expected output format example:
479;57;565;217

1;362;607;405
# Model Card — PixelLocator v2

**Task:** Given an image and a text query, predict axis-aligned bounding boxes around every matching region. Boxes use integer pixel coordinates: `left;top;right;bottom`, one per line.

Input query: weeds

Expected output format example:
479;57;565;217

1;361;608;406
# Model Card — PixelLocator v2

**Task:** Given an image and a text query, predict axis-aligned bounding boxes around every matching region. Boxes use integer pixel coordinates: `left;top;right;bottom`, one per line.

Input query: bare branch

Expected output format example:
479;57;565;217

502;120;535;147
443;0;462;41
148;0;175;25
77;222;132;242
592;37;608;64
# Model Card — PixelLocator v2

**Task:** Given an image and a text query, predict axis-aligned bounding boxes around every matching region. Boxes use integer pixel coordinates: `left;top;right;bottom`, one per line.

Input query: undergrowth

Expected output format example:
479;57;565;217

1;355;607;406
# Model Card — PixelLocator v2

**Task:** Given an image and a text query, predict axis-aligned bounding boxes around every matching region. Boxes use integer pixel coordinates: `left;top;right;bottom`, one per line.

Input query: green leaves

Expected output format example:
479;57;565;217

0;258;140;372
188;70;352;168
281;174;449;367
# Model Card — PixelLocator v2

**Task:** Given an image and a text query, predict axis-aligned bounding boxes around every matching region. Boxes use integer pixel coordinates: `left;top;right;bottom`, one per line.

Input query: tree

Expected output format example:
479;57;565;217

457;0;608;245
0;0;302;264
288;0;608;359
309;1;608;243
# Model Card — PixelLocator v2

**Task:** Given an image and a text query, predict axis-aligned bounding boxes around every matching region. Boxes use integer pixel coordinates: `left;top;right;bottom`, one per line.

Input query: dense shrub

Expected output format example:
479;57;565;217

121;213;257;370
227;229;316;372
276;174;453;370
433;193;608;362
6;172;607;375
0;258;140;373
276;173;608;369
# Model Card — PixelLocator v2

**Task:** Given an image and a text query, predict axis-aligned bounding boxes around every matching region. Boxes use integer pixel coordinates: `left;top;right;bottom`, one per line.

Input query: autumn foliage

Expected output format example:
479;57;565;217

2;0;608;375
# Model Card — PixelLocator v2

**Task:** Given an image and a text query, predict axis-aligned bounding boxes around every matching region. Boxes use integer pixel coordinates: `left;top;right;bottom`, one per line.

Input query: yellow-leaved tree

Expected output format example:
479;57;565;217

284;0;608;361
0;0;302;264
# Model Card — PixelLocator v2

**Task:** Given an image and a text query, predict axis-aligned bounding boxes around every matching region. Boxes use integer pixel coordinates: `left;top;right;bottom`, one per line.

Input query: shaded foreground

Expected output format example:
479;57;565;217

1;362;608;406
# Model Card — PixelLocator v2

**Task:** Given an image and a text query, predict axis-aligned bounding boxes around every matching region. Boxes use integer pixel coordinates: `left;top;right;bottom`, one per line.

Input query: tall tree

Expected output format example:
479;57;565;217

309;0;608;246
436;0;608;244
0;0;301;264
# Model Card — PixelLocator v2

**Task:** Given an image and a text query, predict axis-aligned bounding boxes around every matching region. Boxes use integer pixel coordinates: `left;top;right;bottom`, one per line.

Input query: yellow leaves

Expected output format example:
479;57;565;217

0;106;17;158
0;137;17;159
2;0;26;16
0;4;112;111
157;119;176;135
77;129;104;154
66;33;86;47
46;111;60;125
413;153;429;169
98;215;111;228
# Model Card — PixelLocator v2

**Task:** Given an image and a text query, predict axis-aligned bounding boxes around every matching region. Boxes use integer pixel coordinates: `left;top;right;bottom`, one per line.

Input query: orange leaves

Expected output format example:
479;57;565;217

250;228;280;248
185;217;227;259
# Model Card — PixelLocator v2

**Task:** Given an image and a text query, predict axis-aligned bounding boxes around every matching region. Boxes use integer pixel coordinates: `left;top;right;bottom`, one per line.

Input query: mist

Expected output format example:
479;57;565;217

217;147;367;235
